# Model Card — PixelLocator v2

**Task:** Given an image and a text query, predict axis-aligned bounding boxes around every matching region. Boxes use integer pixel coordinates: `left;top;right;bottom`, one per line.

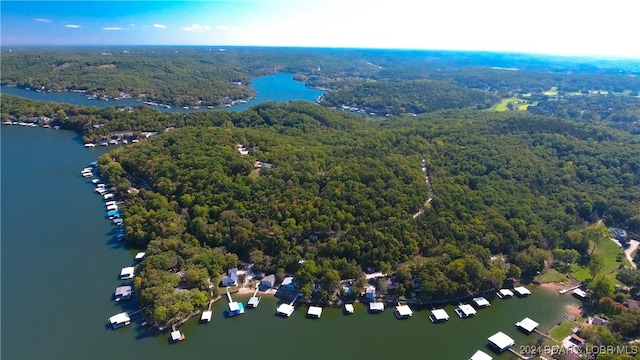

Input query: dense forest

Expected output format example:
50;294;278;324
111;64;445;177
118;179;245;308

3;48;640;333
25;99;631;325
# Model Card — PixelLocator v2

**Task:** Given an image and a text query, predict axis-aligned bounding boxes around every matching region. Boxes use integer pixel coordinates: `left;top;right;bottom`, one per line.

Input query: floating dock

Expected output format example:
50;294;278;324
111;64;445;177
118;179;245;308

472;296;491;308
344;304;354;314
469;350;493;360
248;287;261;308
429;308;449;323
513;286;531;297
108;312;131;329
226;289;245;317
497;289;514;299
394;304;413;319
170;325;185;342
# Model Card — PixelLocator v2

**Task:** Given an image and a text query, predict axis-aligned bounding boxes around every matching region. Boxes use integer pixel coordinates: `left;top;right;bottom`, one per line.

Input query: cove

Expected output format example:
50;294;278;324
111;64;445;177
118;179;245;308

0;73;324;113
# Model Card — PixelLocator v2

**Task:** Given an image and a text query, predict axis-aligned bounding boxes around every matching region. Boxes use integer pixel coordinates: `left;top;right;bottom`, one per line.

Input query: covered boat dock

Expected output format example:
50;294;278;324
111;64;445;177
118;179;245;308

515;317;539;333
429;308;449;323
488;331;514;352
455;304;477;318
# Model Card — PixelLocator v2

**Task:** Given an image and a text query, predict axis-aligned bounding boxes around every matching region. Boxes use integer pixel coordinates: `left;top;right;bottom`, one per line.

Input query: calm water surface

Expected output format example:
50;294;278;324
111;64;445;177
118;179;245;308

0;73;323;113
1;75;579;359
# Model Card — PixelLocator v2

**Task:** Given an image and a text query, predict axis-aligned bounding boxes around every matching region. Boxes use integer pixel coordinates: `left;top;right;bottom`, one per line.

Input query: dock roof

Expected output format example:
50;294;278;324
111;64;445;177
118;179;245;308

109;312;130;324
115;285;132;297
473;297;490;307
572;288;589;298
200;311;212;322
229;301;240;312
470;350;493;360
513;286;531;296
345;304;354;313
516;317;539;333
396;304;413;317
170;330;182;341
277;303;295;317
369;302;384;312
458;304;477;316
120;266;135;278
248;296;261;307
498;289;515;298
431;308;449;321
488;331;514;351
134;252;146;260
307;306;323;318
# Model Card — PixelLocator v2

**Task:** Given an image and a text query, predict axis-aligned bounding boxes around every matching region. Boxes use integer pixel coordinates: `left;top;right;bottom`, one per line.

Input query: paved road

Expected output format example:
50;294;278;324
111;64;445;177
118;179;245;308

610;238;639;269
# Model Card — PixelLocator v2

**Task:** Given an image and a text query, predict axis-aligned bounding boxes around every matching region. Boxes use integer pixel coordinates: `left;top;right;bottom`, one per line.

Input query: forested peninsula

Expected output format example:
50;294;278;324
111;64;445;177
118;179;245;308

3;47;640;332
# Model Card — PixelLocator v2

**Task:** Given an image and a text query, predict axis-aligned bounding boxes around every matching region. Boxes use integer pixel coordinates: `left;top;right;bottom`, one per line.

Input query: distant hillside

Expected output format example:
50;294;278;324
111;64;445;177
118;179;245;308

318;79;500;115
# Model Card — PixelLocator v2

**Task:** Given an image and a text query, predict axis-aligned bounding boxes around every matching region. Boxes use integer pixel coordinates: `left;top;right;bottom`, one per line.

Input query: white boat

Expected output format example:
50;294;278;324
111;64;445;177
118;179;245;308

82;172;93;178
84;143;96;148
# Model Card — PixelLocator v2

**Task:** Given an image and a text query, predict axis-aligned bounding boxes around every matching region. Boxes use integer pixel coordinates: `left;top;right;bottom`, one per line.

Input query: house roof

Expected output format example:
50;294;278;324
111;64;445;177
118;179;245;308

488;331;514;350
624;299;640;309
281;277;295;287
261;274;276;284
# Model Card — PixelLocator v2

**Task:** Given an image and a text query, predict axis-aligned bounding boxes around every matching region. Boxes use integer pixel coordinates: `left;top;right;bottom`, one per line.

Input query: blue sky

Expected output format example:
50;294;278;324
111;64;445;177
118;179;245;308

1;0;637;59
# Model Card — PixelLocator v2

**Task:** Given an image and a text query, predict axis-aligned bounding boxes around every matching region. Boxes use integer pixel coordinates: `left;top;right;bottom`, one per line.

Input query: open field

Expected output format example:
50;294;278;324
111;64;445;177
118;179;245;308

491;97;522;111
537;268;570;283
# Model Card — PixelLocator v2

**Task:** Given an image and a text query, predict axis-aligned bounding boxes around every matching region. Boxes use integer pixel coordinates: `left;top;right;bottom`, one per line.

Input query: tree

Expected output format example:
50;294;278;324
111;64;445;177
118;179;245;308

590;275;615;301
584;223;610;256
589;253;605;278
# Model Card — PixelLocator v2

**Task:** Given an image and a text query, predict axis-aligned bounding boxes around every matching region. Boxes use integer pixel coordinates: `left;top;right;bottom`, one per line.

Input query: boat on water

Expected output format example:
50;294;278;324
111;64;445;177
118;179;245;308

83;143;95;148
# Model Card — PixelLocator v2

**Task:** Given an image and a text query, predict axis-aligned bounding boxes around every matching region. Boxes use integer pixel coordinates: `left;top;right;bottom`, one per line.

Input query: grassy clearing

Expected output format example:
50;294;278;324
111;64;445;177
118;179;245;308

537;268;569;283
491;97;518;111
543;86;558;96
570;238;629;282
549;320;580;341
518;104;531;110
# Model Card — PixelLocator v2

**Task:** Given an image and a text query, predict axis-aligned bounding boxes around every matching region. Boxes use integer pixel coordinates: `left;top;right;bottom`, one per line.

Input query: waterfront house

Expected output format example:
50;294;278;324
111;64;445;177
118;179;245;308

260;274;276;290
307;306;323;318
470;350;493;360
609;227;628;242
473;297;491;308
120;266;135;280
222;268;238;287
515;317;539;333
114;285;132;301
365;285;376;300
108;312;130;329
429;309;449;323
513;286;532;297
280;277;296;292
487;331;514;352
455;304;477;318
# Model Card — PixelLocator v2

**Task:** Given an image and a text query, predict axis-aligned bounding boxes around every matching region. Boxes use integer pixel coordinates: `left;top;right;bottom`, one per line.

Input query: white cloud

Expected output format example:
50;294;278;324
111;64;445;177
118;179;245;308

35;18;51;23
153;24;167;29
103;27;123;31
65;24;80;28
216;25;228;31
182;24;210;32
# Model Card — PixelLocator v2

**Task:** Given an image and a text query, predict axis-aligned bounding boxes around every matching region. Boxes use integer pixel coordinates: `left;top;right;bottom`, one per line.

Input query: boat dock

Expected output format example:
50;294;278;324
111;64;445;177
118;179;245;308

248;287;261;308
276;293;300;318
226;288;245;317
558;285;581;294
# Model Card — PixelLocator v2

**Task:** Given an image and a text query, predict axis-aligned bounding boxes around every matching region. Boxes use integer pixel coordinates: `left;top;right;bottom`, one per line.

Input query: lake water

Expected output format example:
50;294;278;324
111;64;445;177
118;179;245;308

1;74;580;359
0;73;324;113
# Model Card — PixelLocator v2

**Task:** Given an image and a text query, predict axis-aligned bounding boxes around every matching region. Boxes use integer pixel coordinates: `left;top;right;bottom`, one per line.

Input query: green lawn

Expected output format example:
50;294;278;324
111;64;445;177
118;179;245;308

536;268;569;283
491;97;529;112
571;238;629;282
549;320;580;341
543;86;558;96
